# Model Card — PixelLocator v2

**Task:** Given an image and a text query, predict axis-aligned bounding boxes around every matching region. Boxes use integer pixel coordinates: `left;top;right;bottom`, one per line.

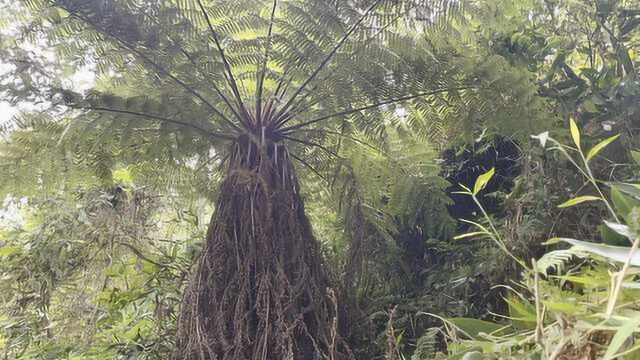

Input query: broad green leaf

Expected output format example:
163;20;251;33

586;134;620;162
610;187;640;223
609;182;640;200
543;237;562;245
603;313;640;360
552;237;640;266
473;168;495;195
447;317;506;339
557;195;601;208
603;220;635;240
600;223;631;246
570;117;581;150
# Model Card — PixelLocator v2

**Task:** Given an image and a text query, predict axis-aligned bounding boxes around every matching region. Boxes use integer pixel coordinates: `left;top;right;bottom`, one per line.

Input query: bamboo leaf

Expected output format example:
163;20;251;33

615;43;635;78
454;231;488;240
586;134;620;162
542;299;584;314
506;296;537;331
473;167;495;195
569;117;581;150
603;313;640;360
608;182;640;200
557;195;601;208
543;237;562;245
551;237;640;266
610;186;640;224
603;220;635;240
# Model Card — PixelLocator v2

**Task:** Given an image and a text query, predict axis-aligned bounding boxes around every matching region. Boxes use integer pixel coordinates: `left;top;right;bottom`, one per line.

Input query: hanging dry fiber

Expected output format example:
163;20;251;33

174;135;352;360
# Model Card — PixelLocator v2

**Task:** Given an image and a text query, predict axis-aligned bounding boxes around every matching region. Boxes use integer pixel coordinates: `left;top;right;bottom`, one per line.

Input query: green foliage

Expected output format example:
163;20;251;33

0;185;208;358
436;118;640;359
0;0;639;358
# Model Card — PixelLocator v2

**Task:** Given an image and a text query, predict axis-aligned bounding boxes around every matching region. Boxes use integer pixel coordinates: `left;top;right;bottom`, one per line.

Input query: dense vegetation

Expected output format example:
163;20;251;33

0;0;639;358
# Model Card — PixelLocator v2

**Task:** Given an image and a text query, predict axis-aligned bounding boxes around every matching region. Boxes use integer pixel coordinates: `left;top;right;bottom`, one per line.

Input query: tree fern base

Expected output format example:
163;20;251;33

174;137;351;360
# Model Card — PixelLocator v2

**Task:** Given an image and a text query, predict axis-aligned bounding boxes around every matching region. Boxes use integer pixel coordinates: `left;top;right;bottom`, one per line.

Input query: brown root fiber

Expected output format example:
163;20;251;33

173;135;352;360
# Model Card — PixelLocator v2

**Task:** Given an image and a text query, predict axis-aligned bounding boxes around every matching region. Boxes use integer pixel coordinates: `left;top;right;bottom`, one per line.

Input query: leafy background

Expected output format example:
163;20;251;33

0;0;640;358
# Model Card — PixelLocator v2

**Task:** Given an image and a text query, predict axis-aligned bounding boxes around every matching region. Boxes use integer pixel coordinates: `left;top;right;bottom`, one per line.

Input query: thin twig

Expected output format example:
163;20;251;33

532;258;545;349
606;237;640;318
283;135;339;158
298;128;382;153
290;153;328;183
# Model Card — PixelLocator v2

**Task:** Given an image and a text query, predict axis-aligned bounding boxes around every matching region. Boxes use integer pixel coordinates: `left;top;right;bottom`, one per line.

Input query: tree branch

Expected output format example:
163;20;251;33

83;106;234;141
297;128;382;153
196;0;250;125
279;86;474;134
290;153;328;183
283;135;339;158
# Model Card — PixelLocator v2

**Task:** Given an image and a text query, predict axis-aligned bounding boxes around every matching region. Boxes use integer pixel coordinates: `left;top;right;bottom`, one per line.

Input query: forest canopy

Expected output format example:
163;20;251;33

0;0;640;359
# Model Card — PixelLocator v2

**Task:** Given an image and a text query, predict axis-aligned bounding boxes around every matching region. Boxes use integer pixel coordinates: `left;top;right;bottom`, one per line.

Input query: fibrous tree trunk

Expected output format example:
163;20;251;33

174;134;351;359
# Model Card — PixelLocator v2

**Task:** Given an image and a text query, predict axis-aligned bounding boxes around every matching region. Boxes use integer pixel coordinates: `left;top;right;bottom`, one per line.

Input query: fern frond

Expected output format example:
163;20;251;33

536;248;588;276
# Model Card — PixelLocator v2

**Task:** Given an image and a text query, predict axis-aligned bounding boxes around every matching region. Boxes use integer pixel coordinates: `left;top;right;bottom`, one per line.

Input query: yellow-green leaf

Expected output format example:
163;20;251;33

586;134;620;162
507;296;537;331
603;313;640;360
113;167;134;186
570;117;581;150
557;195;601;208
454;231;487;240
0;246;20;257
543;237;562;245
542;300;584;314
473;168;495;195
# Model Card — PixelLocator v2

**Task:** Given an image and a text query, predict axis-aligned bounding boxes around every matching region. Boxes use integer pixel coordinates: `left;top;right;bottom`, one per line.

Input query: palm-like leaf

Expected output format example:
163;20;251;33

8;0;470;160
3;1;470;358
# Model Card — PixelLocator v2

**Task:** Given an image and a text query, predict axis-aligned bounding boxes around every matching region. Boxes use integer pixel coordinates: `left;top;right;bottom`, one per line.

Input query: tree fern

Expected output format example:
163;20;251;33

0;0;527;358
